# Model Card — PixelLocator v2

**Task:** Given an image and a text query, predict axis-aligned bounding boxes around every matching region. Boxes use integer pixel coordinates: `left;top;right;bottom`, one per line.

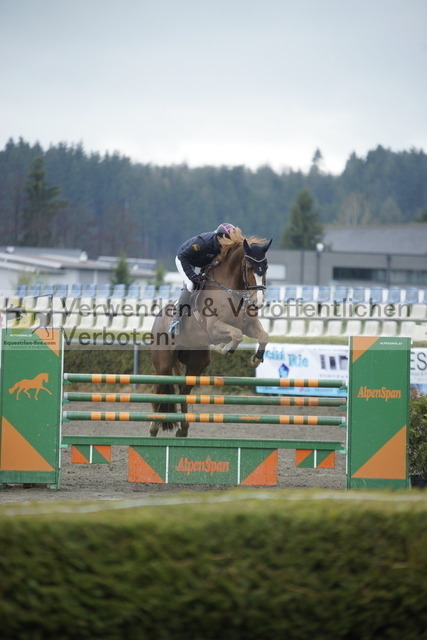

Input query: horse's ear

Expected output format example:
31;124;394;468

263;239;272;253
243;238;250;253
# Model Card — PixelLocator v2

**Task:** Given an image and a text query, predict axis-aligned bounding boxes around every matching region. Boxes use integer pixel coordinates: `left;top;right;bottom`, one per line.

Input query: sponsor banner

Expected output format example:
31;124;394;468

256;343;348;396
256;343;427;396
410;347;427;394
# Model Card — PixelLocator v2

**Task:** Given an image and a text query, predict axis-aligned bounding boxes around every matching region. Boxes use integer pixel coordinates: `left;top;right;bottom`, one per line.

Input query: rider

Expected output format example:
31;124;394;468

168;223;236;336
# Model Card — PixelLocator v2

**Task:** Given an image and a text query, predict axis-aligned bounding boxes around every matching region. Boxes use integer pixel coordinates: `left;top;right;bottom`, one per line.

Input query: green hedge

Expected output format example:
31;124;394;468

409;393;427;478
64;346;255;378
1;491;427;639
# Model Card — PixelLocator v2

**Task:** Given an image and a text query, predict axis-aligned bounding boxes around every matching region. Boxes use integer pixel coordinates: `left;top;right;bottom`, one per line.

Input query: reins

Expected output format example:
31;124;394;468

203;255;266;296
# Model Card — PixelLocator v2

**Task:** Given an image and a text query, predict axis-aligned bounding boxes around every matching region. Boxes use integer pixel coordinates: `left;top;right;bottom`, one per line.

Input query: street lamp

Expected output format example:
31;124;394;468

315;242;324;286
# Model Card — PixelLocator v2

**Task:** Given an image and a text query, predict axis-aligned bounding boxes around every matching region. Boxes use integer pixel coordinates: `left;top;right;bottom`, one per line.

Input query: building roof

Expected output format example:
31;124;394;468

323;224;427;256
0;247;156;276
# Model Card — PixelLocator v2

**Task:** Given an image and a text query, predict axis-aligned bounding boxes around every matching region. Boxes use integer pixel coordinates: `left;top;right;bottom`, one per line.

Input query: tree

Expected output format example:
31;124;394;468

153;262;166;287
311;148;324;173
110;252;135;287
21;156;67;246
280;189;323;249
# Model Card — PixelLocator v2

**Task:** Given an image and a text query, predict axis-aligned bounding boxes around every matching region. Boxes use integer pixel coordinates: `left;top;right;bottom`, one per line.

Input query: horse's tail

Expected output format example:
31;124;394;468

151;358;186;432
151;382;178;415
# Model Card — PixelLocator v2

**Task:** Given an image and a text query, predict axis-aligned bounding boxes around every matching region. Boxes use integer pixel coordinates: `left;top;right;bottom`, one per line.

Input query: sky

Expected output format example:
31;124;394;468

0;0;426;174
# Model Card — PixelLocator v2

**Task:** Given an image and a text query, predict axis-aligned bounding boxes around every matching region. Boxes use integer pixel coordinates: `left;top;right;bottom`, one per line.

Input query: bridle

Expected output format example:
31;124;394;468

203;254;267;299
242;254;267;292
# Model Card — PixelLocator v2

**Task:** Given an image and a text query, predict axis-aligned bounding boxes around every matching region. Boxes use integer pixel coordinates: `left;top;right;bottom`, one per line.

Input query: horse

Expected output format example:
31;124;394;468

149;228;272;437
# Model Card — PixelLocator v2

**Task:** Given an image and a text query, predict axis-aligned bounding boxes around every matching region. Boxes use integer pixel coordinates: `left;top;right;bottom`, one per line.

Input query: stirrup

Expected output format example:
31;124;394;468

168;318;181;336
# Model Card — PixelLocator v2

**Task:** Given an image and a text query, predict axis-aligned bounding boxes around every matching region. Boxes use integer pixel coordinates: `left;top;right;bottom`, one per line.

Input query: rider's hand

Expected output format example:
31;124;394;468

192;274;204;287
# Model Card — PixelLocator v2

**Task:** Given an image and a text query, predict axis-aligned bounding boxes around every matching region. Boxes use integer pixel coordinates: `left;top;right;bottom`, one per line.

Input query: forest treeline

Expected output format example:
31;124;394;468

1;138;426;267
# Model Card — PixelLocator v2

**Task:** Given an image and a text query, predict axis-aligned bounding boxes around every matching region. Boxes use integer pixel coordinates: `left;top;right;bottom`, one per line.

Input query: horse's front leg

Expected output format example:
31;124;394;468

209;319;243;355
244;317;269;368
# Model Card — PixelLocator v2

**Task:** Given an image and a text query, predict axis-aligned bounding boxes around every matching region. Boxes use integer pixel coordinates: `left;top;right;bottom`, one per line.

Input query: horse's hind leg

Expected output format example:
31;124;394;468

149;379;178;436
175;349;211;437
150;312;181;436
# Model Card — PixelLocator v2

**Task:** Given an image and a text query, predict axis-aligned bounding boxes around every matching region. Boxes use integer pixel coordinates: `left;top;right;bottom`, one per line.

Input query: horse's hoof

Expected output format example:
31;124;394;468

249;355;262;368
149;422;160;437
175;429;188;438
214;343;226;354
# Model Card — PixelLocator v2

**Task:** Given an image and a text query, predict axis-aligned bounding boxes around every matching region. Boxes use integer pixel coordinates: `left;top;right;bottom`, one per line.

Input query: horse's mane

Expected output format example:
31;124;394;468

218;227;268;262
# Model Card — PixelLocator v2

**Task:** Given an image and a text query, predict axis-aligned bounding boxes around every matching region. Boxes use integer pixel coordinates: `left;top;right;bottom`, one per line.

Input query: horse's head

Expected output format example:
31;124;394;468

243;238;272;308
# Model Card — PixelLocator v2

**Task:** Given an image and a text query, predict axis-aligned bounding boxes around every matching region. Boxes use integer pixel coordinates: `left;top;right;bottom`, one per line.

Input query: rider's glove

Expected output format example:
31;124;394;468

191;274;204;287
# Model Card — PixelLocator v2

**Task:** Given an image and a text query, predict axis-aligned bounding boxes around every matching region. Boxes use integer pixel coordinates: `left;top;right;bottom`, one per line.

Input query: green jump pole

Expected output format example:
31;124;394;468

62;435;344;451
63;392;346;407
62;410;346;426
63;373;346;388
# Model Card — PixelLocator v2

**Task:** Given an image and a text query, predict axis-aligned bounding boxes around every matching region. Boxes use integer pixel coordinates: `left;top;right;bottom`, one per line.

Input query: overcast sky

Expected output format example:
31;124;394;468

1;0;426;174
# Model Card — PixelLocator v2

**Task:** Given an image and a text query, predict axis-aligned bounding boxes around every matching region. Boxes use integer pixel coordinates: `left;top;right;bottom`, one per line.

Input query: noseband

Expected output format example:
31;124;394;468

243;255;267;291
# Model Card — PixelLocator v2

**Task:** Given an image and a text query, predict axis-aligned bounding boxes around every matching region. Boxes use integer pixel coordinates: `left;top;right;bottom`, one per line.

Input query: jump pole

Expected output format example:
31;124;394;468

0;329;410;490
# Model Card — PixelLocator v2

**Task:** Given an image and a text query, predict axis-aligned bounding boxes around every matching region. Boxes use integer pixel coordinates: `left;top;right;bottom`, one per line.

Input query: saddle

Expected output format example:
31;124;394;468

169;275;209;336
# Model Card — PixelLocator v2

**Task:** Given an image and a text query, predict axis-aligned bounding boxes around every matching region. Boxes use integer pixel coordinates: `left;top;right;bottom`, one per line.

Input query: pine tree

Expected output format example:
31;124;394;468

280;189;323;249
110;253;135;287
21;156;67;246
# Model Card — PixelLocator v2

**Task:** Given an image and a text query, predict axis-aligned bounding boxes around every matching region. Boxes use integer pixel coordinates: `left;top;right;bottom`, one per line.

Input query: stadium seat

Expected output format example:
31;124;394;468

316;285;331;302
127;283;140;298
55;283;69;297
301;285;314;302
269;319;288;336
324;320;343;337
306;319;325;337
266;286;280;302
368;287;384;304
82;283;96;297
283;285;297;301
142;284;155;299
70;283;82;297
287;319;306;336
385;288;401;304
351;287;366;303
97;283;111;297
343;320;363;336
362;320;381;336
381;320;398;336
16;285;27;297
408;304;427;320
404;288;419;304
112;284;125;298
333;285;348;302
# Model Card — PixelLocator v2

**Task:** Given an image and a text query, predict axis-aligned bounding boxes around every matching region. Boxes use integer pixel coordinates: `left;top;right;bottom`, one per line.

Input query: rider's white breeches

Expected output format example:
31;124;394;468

175;256;195;291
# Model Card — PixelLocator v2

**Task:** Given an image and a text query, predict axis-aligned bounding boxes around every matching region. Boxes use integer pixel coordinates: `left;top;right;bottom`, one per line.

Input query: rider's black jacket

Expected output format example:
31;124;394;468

177;232;221;282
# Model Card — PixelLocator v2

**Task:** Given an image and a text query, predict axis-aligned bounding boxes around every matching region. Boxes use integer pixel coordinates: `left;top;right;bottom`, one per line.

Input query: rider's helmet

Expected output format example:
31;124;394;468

216;223;236;237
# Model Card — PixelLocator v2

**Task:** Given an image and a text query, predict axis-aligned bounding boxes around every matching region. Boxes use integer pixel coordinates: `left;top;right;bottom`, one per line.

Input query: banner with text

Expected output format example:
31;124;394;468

256;343;427;396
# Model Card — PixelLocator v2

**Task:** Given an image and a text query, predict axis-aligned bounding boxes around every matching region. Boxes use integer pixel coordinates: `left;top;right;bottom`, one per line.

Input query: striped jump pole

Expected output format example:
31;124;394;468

63;410;346;426
63;392;346;407
63;373;346;389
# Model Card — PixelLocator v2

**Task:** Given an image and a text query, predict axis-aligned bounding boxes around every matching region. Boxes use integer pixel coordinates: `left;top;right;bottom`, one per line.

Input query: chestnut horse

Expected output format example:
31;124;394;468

149;229;272;436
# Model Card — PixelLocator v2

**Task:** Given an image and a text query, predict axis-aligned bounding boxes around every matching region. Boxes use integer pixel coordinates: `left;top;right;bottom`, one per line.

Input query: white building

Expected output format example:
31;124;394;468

0;246;156;298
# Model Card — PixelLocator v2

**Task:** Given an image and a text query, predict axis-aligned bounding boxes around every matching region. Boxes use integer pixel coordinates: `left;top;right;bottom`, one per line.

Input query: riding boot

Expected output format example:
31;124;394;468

169;288;192;336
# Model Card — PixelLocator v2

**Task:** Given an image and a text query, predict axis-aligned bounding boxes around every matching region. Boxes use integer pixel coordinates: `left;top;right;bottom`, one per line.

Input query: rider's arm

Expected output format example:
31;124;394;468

177;238;207;283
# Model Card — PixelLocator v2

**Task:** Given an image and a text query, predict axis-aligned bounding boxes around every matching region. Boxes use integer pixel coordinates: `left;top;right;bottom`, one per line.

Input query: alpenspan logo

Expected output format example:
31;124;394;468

176;457;230;476
357;386;402;401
